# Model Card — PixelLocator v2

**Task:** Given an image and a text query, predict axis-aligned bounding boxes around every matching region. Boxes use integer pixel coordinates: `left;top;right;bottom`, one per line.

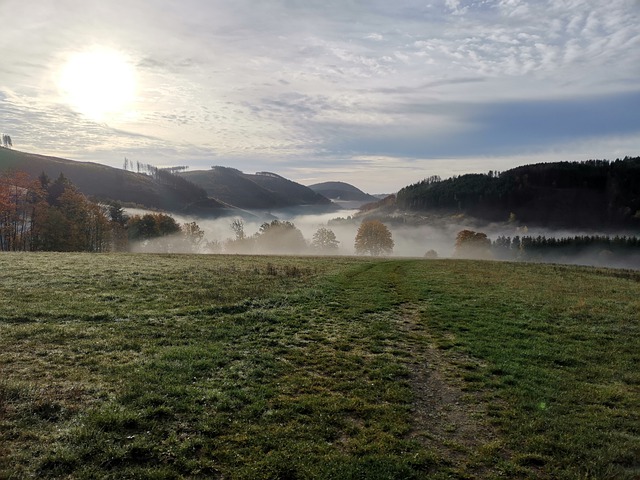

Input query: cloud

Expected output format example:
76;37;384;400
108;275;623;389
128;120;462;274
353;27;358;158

1;0;639;192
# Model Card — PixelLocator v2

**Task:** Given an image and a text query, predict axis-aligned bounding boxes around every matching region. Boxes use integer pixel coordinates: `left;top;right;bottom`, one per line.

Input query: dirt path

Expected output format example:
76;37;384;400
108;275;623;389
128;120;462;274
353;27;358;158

397;304;505;476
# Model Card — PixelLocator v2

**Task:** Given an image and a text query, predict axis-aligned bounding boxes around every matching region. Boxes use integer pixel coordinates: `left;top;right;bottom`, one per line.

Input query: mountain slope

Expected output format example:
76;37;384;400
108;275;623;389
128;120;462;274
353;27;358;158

308;181;378;202
0;148;228;214
248;172;331;206
182;167;332;209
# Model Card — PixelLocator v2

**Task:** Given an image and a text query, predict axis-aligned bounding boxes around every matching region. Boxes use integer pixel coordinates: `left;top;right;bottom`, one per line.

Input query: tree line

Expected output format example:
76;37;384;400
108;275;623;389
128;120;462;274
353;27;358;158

220;218;394;256
0;171;205;252
397;157;640;228
453;229;640;266
491;234;640;262
1;170;396;255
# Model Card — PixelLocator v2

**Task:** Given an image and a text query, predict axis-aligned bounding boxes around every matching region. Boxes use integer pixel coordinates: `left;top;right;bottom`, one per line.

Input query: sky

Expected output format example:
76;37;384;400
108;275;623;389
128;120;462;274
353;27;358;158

1;0;639;193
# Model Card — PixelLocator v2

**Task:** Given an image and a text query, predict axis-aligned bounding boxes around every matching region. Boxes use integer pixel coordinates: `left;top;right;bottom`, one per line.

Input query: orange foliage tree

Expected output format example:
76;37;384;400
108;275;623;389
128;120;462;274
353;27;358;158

454;229;491;259
31;174;111;252
0;171;45;251
354;220;394;256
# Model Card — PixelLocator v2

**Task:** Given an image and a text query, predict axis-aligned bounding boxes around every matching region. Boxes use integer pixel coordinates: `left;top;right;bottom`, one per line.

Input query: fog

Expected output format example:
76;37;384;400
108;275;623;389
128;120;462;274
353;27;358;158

125;207;640;270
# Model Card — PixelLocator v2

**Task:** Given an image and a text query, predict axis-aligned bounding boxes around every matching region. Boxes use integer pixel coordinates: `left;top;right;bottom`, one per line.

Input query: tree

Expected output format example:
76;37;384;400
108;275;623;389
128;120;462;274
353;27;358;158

311;227;339;253
109;203;129;252
454;229;491;259
127;213;180;242
31;178;110;252
254;219;307;254
182;221;205;251
225;218;253;254
0;171;45;251
230;218;245;240
354;220;394;256
46;173;72;206
156;213;181;236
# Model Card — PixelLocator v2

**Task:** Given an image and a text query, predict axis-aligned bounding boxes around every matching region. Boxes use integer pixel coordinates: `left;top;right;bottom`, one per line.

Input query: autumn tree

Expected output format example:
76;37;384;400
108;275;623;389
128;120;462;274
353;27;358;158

127;213;180;242
354;220;394;256
311;227;339;253
0;171;44;251
454;229;491;259
33;181;110;251
26;175;111;251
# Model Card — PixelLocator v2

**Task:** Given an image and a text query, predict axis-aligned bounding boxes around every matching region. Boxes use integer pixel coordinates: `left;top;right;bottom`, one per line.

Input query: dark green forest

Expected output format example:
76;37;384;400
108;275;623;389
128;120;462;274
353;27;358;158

396;157;640;229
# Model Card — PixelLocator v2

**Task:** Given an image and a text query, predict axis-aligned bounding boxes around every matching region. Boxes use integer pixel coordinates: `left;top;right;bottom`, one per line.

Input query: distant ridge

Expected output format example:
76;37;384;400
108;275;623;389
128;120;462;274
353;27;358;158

0;148;230;215
308;181;378;202
181;167;333;210
0;149;337;216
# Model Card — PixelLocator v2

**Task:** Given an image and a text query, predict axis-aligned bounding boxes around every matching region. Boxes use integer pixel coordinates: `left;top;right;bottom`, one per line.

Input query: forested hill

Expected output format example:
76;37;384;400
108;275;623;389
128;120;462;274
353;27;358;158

396;157;640;229
181;167;333;210
308;181;378;202
0;148;229;215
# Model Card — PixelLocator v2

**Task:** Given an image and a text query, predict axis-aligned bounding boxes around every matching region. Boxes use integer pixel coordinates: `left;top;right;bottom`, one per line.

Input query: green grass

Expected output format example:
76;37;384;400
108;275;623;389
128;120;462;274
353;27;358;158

0;253;638;479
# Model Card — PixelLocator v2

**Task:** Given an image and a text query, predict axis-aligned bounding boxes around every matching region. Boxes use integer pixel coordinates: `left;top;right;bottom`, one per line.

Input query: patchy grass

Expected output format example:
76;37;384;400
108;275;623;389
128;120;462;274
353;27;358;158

0;253;638;479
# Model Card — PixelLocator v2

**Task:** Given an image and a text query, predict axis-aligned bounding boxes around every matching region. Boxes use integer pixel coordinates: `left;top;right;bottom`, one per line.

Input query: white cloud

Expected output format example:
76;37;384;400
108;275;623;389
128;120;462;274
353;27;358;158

1;0;639;192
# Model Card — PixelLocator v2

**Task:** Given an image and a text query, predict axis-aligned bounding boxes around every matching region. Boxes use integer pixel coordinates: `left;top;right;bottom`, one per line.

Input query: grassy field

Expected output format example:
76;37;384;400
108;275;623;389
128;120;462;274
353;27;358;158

0;253;638;479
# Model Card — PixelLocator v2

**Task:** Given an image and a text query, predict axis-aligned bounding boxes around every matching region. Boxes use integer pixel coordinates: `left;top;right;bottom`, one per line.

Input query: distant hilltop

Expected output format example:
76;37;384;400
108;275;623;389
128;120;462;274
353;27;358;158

307;181;378;203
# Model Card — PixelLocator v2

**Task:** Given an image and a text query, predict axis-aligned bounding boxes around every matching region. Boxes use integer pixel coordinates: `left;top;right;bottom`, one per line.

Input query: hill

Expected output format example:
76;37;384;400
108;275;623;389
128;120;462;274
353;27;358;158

182;167;334;210
395;157;640;230
308;181;378;202
0;148;230;215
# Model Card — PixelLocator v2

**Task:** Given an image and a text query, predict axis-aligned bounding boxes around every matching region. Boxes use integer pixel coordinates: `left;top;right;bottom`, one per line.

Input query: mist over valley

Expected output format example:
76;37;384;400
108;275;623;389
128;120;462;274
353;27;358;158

2;146;639;269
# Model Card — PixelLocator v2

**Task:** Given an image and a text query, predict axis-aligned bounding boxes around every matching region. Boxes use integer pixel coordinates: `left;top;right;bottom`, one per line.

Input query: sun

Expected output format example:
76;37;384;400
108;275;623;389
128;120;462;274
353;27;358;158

57;47;137;121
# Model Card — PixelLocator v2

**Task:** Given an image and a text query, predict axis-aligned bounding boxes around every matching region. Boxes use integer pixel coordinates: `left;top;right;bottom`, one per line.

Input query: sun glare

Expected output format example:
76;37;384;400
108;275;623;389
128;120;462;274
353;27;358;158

57;47;137;121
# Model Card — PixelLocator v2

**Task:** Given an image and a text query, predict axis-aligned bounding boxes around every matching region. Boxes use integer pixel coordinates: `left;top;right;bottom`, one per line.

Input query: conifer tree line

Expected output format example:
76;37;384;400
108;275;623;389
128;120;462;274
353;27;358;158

491;235;640;261
453;228;640;265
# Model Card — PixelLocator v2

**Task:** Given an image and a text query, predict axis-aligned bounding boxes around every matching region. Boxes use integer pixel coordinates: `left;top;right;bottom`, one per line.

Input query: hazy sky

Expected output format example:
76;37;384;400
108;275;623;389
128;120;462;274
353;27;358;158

1;0;639;192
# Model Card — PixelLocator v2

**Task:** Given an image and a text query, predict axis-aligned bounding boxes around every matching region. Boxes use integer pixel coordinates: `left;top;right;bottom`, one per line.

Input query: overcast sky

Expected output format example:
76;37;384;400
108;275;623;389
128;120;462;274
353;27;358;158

1;0;639;192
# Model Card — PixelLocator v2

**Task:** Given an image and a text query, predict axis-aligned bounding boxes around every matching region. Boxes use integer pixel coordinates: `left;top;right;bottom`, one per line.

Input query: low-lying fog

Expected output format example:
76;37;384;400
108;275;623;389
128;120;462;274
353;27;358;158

125;207;640;270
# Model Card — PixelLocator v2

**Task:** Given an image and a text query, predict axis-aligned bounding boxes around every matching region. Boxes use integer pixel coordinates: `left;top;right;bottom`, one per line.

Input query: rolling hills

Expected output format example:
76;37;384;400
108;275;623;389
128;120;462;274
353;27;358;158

0;149;334;215
181;167;334;210
0;148;230;214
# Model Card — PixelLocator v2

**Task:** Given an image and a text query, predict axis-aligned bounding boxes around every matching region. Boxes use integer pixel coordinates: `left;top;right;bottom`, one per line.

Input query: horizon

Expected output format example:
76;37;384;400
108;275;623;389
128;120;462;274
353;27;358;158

1;0;639;192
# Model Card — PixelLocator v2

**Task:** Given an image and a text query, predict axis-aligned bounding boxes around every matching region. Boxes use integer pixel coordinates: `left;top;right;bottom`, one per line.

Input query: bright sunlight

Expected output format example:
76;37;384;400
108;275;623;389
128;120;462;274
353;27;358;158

57;47;137;121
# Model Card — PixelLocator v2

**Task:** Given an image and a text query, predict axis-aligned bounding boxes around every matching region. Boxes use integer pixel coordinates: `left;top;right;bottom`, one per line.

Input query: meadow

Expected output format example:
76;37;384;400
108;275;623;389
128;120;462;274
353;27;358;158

0;253;638;479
